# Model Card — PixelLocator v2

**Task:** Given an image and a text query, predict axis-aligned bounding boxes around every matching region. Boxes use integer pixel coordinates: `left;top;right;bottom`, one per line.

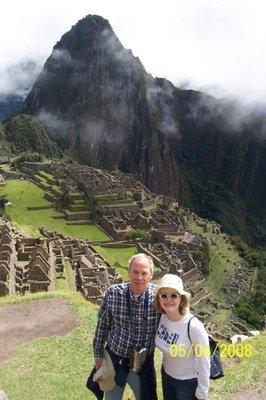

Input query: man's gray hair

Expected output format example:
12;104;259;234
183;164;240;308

128;253;154;275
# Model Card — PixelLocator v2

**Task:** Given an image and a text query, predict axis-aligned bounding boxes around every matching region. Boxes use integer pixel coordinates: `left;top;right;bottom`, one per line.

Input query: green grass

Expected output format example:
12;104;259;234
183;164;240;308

64;261;76;292
38;170;54;180
209;333;266;399
93;246;162;281
0;292;98;400
54;277;68;290
93;246;138;280
0;292;265;400
0;164;13;172
0;179;110;242
97;198;135;206
143;203;158;211
94;192;132;202
54;262;76;292
185;217;238;292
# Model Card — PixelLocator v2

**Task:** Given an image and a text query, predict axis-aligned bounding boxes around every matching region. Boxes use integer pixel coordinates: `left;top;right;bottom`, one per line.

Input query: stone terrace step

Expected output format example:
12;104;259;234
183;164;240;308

65;211;91;221
66;221;92;225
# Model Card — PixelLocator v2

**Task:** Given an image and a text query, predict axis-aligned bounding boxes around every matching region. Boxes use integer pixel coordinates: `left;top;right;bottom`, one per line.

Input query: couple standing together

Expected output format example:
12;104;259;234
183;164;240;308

92;253;210;400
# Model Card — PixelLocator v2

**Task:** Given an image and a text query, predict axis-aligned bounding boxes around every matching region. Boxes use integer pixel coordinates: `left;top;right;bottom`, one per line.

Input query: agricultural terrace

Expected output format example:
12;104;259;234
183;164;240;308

93;245;162;281
93;245;138;280
185;215;239;293
0;179;110;242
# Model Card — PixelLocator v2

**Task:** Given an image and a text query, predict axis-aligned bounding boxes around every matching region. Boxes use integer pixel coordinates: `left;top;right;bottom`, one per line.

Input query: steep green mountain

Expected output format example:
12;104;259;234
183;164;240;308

2;114;62;157
22;15;266;245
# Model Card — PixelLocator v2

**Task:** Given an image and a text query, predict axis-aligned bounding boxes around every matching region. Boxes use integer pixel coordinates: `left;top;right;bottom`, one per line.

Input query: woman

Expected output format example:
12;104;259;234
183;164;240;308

155;274;210;400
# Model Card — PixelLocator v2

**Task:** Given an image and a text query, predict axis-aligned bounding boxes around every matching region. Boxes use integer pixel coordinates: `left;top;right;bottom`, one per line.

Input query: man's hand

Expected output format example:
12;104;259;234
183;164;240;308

94;358;103;370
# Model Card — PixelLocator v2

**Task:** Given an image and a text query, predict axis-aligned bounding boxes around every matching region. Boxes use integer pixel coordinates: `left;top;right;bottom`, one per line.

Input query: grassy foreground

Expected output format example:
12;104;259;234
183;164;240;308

0;179;110;241
0;292;265;400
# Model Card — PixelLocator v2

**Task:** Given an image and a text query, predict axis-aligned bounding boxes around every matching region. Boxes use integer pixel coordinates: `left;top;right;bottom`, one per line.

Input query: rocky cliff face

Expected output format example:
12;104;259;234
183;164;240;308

23;15;266;244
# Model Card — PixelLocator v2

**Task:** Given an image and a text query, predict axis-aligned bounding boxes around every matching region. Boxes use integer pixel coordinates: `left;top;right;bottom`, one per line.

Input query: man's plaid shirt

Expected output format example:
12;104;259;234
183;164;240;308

93;282;159;358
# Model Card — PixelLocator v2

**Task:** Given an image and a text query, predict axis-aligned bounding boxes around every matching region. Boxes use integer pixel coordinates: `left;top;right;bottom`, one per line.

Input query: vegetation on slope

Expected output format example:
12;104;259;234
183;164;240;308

230;236;266;328
179;166;266;247
185;213;239;293
4;114;62;157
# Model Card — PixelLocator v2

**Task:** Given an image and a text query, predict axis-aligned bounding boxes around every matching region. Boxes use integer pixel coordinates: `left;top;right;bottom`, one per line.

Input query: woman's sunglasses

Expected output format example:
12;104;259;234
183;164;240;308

159;293;180;300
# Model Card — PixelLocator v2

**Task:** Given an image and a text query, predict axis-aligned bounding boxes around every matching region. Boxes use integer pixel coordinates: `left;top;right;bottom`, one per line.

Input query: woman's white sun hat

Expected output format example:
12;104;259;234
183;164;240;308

158;274;186;294
157;274;189;294
155;273;190;300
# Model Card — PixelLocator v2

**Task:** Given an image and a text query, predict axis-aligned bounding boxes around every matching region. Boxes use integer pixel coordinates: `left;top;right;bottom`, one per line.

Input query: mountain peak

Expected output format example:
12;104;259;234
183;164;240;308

22;15;266;245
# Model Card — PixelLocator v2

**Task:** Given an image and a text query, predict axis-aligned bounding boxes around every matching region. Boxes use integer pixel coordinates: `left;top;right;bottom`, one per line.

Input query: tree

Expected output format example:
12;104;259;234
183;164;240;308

125;229;151;240
0;195;8;213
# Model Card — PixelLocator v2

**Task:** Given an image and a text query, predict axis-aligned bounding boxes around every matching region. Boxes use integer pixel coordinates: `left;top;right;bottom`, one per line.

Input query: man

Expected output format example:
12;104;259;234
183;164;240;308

93;253;159;400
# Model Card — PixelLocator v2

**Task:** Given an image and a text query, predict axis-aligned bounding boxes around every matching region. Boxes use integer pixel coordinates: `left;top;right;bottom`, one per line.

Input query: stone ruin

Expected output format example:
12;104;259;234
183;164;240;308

15;237;52;295
0;219;16;296
3;162;250;336
0;173;5;186
0;219;52;296
38;227;122;304
138;240;212;308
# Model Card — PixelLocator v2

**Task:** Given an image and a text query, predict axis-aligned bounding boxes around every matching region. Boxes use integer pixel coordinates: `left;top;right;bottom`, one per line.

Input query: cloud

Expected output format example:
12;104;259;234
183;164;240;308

0;0;266;105
185;90;266;140
0;61;41;99
50;49;73;64
36;109;74;142
146;79;180;138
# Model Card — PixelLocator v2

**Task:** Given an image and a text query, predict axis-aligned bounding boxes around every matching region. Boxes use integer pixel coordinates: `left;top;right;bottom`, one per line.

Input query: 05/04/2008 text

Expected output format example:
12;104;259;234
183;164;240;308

169;343;252;358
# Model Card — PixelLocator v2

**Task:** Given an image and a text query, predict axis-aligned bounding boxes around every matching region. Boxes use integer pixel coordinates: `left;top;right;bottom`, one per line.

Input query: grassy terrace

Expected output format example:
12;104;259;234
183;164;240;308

94;245;163;281
0;292;265;400
0;164;13;172
55;262;76;292
0;179;110;242
93;245;138;280
185;215;238;293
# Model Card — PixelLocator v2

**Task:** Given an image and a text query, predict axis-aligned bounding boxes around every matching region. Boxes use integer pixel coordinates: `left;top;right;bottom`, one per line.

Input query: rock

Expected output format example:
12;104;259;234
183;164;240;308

230;334;250;344
0;391;8;400
249;330;261;337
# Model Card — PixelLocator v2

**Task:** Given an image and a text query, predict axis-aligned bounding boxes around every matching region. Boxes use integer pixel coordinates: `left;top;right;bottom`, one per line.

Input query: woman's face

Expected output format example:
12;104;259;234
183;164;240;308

158;288;181;314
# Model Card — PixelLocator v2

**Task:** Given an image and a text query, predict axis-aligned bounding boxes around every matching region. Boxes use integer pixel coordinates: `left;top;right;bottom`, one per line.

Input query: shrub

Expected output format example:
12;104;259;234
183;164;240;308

125;230;150;240
0;194;8;212
11;151;44;167
234;294;264;328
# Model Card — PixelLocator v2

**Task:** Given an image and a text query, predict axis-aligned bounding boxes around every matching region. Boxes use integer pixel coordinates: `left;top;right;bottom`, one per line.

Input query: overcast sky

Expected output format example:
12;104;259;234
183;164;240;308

1;0;266;104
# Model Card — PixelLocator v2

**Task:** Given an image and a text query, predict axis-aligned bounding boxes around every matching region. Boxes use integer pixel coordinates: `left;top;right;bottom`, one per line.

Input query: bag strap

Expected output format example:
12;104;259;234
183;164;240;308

187;315;196;342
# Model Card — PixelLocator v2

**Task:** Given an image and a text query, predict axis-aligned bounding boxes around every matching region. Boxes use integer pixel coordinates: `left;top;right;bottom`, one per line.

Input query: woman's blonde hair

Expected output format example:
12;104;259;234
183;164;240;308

154;287;191;315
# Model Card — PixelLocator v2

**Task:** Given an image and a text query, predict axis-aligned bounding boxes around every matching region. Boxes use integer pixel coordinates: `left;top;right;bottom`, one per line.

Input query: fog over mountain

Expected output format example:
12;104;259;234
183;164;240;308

0;61;41;120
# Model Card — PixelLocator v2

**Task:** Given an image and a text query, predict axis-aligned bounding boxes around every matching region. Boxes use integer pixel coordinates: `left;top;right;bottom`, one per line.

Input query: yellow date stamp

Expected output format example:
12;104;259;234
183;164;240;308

169;343;253;358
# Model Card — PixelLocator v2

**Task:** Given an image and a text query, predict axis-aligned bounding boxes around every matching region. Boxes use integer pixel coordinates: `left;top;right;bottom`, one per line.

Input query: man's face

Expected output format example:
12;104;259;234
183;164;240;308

128;259;152;295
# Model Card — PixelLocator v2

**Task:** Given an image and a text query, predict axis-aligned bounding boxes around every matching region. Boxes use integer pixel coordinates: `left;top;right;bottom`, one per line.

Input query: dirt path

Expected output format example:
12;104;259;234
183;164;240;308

0;298;78;363
232;385;265;400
